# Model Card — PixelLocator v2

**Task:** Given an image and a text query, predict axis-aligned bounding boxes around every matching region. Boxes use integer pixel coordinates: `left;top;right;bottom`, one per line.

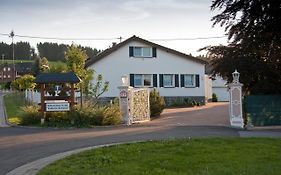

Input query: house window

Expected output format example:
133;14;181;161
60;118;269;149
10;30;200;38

134;74;152;87
163;74;174;87
4;75;6;78
7;75;10;78
129;47;156;58
184;74;195;87
3;68;6;71
133;47;152;57
8;67;11;71
134;74;142;87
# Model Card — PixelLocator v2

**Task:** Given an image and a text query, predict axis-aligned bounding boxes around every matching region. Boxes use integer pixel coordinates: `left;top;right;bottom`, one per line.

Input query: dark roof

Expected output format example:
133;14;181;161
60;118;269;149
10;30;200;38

85;35;207;67
34;72;81;84
15;62;33;73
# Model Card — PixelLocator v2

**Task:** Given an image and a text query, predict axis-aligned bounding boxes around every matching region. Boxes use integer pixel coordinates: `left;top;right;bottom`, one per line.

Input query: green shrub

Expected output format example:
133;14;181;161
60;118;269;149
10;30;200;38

171;98;198;107
21;105;41;125
69;103;122;127
102;104;122;125
171;97;184;107
44;112;71;127
150;89;165;116
212;93;218;102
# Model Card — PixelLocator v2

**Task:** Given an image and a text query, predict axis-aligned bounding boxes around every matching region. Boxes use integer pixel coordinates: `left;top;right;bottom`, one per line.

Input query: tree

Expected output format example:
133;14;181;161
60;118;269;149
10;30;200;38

11;75;36;91
41;57;50;72
205;0;281;94
65;44;88;79
88;74;109;104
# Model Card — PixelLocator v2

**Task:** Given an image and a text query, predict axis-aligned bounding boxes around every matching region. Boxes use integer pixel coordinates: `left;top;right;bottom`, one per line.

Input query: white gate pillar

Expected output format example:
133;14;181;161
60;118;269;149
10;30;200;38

228;70;244;128
118;75;133;125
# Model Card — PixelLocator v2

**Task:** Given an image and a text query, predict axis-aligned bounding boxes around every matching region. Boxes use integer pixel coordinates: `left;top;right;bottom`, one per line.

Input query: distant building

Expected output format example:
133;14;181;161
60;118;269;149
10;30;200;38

0;64;15;83
0;62;33;83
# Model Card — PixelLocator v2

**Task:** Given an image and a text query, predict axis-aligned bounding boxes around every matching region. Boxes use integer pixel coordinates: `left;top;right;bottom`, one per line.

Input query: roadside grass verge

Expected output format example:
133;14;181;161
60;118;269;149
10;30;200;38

3;92;28;124
38;138;281;175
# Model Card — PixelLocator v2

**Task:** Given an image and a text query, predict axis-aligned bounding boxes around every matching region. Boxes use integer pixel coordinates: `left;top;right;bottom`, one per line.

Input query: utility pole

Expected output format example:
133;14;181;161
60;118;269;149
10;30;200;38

9;30;15;80
1;54;3;82
1;54;4;64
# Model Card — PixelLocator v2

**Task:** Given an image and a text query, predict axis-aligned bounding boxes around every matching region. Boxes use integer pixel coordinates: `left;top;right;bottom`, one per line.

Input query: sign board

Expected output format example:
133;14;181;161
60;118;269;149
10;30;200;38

120;90;127;98
46;102;70;112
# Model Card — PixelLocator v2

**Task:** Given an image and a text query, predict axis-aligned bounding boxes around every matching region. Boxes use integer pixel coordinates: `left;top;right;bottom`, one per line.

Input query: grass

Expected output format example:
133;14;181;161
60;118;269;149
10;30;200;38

0;59;34;64
38;138;281;175
3;92;28;124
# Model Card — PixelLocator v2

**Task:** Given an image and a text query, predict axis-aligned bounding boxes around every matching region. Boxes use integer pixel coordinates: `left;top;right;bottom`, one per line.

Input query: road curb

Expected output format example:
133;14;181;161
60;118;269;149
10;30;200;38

5;141;143;175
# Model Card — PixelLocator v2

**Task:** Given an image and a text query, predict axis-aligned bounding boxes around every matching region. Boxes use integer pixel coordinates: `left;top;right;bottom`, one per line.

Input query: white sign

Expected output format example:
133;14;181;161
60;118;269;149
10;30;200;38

46;102;70;112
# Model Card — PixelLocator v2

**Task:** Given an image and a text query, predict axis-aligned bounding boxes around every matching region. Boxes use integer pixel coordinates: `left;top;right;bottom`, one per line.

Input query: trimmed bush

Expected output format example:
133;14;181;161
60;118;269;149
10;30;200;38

212;93;218;102
150;89;165;116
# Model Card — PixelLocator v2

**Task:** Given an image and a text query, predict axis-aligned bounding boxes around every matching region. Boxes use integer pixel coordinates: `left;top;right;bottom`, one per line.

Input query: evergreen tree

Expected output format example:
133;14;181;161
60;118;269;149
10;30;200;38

204;0;281;94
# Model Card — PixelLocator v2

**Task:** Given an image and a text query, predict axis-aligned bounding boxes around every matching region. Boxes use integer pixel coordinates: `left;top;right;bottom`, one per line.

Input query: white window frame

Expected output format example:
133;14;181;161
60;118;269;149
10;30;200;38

8;67;10;71
133;47;152;57
184;74;195;87
7;75;10;78
163;74;174;87
3;68;6;71
134;74;153;87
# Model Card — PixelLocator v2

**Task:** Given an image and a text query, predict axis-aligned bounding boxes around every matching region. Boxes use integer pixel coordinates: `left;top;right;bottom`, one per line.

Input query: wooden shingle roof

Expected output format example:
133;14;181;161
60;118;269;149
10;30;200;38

85;35;207;68
34;72;81;84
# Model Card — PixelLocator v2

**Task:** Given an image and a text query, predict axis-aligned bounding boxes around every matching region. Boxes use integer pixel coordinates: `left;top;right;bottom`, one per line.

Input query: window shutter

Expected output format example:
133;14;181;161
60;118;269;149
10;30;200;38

129;47;134;57
180;74;185;87
130;74;134;87
159;74;163;87
195;74;200;87
175;74;179;87
152;47;157;57
153;74;157;87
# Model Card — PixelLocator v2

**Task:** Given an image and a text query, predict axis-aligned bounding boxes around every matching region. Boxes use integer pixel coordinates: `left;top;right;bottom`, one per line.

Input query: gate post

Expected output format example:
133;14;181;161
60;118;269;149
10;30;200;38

118;75;133;125
228;70;244;128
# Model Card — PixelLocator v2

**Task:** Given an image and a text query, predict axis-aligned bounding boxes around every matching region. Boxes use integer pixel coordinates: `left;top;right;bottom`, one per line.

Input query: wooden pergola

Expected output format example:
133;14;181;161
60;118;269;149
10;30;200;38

34;72;81;123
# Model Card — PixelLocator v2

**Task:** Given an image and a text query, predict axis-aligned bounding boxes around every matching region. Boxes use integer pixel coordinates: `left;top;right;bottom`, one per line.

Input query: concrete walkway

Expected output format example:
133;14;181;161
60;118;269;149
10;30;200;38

0;92;9;127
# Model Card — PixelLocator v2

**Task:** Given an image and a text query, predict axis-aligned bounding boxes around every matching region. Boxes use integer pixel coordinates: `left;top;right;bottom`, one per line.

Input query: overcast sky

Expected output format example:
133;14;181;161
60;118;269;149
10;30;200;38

0;0;228;56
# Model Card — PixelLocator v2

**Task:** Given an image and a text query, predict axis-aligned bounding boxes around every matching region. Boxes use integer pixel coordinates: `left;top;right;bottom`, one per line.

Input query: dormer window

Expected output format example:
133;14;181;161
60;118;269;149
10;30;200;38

129;47;157;58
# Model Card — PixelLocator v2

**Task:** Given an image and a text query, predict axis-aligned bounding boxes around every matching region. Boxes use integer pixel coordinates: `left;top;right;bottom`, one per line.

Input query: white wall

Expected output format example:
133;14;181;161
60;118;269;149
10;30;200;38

212;75;229;101
88;41;205;97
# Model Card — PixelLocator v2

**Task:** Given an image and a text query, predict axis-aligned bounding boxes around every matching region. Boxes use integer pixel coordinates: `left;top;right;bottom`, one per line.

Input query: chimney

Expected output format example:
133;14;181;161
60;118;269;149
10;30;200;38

112;42;117;47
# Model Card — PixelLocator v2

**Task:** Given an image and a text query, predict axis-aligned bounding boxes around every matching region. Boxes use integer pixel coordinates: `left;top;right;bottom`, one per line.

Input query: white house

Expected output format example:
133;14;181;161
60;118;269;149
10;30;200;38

85;36;207;105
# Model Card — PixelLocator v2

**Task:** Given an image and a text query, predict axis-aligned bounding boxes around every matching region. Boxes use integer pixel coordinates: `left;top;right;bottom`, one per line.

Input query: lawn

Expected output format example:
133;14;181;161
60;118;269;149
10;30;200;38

38;138;281;175
0;59;34;64
4;92;28;124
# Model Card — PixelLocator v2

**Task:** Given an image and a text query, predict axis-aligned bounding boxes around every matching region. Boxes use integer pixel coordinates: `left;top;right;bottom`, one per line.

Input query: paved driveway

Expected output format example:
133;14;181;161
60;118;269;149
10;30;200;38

149;102;230;126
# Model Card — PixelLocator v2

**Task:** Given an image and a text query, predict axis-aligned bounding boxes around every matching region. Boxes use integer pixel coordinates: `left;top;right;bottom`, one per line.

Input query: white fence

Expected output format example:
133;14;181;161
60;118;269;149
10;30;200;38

24;90;81;104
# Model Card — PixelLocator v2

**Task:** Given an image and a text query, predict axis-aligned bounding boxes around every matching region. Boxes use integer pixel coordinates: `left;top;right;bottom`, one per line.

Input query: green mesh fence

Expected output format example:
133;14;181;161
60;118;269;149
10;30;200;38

244;95;281;126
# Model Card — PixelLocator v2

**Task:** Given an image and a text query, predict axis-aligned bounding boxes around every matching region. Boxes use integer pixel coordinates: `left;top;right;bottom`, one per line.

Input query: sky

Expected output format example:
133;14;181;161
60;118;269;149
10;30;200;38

0;0;228;56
